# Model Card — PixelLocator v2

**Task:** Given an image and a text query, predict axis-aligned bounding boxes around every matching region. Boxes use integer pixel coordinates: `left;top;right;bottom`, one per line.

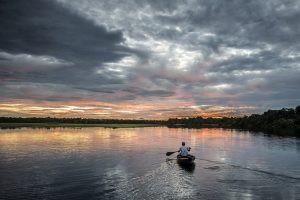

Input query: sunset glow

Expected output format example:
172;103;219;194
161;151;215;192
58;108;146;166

1;0;299;119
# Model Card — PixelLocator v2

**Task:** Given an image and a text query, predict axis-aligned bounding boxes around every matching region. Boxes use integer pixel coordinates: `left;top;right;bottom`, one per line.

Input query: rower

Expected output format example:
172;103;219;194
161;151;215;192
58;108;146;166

178;141;191;157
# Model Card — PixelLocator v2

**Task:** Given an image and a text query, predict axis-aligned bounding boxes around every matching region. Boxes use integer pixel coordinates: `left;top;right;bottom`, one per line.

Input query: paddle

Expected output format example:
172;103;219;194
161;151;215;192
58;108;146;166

166;151;178;156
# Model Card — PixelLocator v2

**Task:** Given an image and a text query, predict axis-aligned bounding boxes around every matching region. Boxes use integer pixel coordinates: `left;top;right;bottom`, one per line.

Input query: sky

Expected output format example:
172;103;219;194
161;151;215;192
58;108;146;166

0;0;300;119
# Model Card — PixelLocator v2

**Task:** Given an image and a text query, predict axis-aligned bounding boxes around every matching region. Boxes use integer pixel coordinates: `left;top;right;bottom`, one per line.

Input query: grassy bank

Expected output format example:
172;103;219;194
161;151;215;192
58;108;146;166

0;123;161;129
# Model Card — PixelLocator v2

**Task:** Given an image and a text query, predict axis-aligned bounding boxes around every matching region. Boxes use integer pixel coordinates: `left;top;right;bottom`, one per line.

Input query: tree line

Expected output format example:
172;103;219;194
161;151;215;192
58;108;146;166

0;117;163;125
1;105;299;136
167;105;300;136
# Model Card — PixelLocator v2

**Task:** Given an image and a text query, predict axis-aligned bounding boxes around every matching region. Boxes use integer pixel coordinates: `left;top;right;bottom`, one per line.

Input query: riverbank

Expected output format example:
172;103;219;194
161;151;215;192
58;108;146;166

0;123;161;129
166;106;300;137
167;123;299;137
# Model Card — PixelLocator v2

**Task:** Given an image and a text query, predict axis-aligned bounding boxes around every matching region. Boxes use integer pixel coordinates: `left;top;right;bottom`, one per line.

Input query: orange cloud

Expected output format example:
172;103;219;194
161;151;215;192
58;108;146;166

0;97;256;119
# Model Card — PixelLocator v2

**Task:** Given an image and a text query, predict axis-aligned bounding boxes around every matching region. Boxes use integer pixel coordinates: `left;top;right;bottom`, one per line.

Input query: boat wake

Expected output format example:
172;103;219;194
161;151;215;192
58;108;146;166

196;158;300;182
111;162;196;200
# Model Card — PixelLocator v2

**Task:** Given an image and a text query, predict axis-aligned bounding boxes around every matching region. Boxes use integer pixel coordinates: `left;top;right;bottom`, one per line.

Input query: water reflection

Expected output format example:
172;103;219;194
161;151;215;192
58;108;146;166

0;127;300;200
178;162;195;173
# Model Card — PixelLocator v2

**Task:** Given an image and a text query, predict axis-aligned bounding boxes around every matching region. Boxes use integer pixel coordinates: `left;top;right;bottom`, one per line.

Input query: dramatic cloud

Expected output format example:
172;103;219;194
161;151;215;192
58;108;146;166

0;0;299;119
0;0;128;65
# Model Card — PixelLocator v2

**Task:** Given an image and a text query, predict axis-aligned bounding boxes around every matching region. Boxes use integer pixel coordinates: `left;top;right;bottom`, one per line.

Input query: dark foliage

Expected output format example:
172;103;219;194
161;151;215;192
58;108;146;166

0;117;163;125
167;106;300;136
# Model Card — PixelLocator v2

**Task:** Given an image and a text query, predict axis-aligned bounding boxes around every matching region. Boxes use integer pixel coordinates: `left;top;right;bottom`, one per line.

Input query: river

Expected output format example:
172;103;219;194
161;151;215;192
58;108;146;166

0;127;300;199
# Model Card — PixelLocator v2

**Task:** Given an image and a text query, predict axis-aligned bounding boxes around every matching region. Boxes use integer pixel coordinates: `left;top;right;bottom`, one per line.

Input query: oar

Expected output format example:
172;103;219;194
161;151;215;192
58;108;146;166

166;151;178;156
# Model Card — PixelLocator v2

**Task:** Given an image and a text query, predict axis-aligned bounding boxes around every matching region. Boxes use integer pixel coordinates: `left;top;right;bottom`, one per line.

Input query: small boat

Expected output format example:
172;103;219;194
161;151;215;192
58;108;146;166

176;154;195;165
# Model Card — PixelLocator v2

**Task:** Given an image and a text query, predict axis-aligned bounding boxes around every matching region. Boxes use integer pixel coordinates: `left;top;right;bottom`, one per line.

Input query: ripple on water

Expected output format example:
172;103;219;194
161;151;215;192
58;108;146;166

104;161;196;200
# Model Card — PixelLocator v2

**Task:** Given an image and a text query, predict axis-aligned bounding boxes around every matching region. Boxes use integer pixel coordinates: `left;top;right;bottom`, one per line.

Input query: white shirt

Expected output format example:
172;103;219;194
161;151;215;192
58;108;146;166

179;146;189;156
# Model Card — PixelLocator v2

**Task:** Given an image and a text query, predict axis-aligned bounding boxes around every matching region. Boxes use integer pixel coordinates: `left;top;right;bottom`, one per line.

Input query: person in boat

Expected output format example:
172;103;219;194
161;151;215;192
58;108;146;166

178;141;191;157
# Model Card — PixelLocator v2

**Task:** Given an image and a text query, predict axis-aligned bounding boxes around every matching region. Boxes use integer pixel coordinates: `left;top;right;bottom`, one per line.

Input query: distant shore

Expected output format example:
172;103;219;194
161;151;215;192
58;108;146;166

0;123;161;129
0;105;299;136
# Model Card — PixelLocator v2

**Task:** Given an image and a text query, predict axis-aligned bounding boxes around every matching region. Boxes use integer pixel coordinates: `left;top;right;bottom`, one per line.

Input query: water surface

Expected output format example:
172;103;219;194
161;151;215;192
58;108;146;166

0;127;300;199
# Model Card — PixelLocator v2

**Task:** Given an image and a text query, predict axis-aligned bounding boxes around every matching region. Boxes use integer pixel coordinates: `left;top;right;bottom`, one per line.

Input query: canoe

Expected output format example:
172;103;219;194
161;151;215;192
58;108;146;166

176;154;195;165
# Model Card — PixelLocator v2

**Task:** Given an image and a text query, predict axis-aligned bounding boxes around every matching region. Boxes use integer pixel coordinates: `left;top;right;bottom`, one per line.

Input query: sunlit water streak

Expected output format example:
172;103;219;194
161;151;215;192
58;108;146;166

0;127;300;199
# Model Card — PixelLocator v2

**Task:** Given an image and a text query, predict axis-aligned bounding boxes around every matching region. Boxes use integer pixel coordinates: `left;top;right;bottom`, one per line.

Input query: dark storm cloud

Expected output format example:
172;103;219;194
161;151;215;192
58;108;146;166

0;0;135;102
151;0;300;59
74;86;115;94
0;0;128;67
210;50;299;73
142;0;184;11
123;87;175;97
